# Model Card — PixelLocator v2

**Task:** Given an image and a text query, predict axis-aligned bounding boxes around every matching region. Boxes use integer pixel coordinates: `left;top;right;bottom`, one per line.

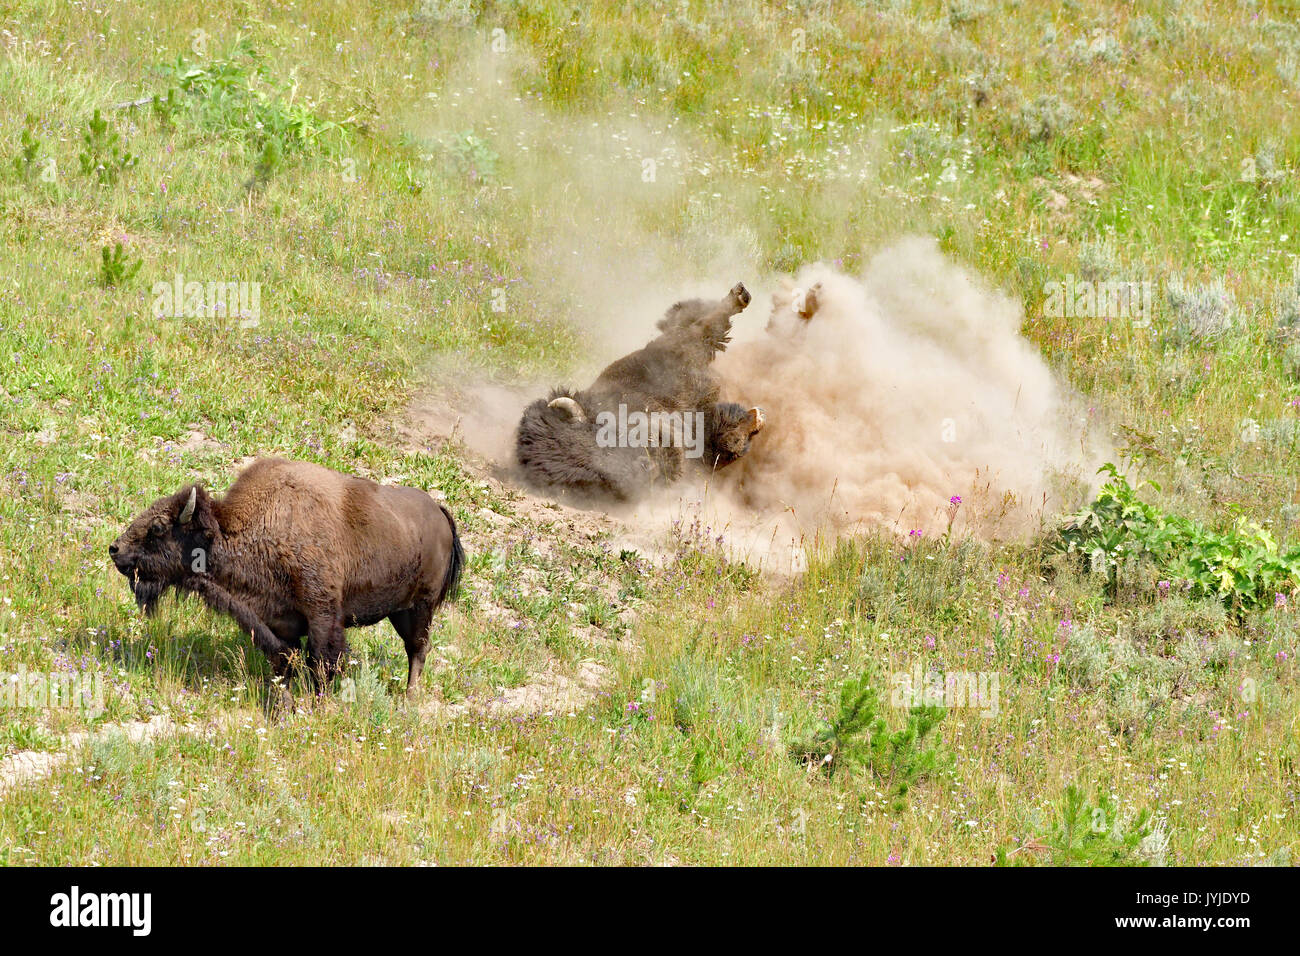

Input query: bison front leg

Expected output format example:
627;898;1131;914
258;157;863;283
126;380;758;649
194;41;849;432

648;410;685;484
389;602;435;696
652;445;684;484
244;622;298;679
724;281;752;314
263;618;310;699
241;625;302;711
305;602;349;692
691;282;753;357
182;577;302;681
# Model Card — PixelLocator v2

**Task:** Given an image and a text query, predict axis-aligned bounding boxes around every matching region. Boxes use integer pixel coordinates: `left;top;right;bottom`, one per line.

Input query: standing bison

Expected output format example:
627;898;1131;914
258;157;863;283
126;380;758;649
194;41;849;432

516;281;766;501
109;458;464;695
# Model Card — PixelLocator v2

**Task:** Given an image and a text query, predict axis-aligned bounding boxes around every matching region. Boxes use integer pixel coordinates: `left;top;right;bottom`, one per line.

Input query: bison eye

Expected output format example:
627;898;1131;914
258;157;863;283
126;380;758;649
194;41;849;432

149;518;169;536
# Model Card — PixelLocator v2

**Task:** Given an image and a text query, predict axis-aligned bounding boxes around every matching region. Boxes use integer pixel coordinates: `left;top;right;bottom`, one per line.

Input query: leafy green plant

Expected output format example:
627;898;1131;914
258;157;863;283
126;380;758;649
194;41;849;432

12;119;41;177
1058;464;1300;613
78;109;138;184
98;242;142;288
248;136;284;189
447;131;499;184
154;40;350;157
996;784;1156;866
790;672;946;808
0;721;58;754
151;87;182;128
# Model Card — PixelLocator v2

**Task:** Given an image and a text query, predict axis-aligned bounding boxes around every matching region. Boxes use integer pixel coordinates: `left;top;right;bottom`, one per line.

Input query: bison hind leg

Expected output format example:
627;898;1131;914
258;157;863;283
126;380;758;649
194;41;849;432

390;603;435;696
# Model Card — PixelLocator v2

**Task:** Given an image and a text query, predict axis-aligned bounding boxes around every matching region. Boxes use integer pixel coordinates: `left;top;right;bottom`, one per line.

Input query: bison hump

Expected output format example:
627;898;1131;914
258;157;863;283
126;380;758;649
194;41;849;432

515;393;652;501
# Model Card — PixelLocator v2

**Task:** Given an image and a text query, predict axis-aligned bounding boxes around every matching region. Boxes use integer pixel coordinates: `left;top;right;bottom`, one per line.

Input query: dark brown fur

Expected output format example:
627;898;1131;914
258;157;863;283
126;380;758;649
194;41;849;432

516;282;765;500
109;458;464;694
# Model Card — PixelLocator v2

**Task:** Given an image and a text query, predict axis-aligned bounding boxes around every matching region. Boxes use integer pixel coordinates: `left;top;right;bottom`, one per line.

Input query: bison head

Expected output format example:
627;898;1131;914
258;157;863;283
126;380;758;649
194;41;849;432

707;402;765;468
109;484;218;614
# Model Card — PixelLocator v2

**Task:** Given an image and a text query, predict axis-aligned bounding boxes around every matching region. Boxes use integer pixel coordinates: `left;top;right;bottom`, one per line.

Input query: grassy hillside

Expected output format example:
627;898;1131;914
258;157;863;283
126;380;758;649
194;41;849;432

0;0;1297;864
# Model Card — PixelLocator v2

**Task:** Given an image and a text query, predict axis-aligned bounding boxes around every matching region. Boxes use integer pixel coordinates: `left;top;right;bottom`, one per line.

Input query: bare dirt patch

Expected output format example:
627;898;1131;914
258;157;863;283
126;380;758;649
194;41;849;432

1;716;182;796
380;386;663;721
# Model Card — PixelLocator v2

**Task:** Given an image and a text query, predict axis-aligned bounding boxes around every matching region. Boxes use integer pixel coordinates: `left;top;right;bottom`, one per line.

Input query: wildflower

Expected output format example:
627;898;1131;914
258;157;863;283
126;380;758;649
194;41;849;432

1275;593;1288;608
949;495;962;506
909;529;923;538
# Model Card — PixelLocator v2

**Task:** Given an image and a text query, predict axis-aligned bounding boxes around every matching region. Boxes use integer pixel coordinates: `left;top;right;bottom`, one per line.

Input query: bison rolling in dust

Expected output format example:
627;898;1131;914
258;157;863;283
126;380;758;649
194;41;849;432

516;282;766;501
109;458;464;695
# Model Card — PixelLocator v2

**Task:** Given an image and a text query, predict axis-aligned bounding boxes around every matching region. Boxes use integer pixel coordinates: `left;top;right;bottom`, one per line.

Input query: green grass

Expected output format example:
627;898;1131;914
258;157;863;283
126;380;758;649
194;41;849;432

1;0;1298;865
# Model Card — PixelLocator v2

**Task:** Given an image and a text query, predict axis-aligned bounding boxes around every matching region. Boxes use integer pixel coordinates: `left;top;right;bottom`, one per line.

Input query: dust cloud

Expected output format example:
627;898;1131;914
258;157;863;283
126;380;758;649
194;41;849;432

407;54;1104;568
705;240;1104;552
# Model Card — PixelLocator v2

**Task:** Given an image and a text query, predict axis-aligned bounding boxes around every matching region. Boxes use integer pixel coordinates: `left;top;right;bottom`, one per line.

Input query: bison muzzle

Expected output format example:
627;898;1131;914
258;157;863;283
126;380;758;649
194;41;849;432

109;458;464;695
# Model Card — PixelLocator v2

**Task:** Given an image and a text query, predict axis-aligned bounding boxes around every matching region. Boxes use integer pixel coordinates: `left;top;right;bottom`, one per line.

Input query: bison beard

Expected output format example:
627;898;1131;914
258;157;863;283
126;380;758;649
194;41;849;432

108;459;465;695
515;282;766;501
129;574;167;617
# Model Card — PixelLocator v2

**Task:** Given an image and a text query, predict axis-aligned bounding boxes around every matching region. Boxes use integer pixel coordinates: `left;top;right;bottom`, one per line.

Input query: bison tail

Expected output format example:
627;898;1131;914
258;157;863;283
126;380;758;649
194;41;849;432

436;504;465;607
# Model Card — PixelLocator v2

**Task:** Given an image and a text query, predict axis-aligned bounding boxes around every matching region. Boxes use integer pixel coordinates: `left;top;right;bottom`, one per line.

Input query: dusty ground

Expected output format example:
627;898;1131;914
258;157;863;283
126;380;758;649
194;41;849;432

391;385;658;722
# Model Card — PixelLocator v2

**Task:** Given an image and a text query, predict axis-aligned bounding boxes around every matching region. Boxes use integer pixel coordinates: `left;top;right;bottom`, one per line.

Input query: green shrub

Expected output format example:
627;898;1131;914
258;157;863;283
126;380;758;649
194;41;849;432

97;242;142;288
1058;464;1300;613
153;39;350;159
996;784;1157;866
790;672;946;809
78;109;137;185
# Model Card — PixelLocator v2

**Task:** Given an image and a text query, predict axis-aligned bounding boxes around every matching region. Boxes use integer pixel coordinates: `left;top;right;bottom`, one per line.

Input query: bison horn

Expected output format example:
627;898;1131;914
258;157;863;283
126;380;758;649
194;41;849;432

747;407;766;435
547;397;587;423
179;486;197;524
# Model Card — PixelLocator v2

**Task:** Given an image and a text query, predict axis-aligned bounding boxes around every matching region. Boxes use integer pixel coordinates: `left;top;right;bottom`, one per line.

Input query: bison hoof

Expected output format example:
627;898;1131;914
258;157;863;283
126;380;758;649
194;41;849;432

798;283;822;320
729;282;752;309
266;683;295;717
747;407;765;435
